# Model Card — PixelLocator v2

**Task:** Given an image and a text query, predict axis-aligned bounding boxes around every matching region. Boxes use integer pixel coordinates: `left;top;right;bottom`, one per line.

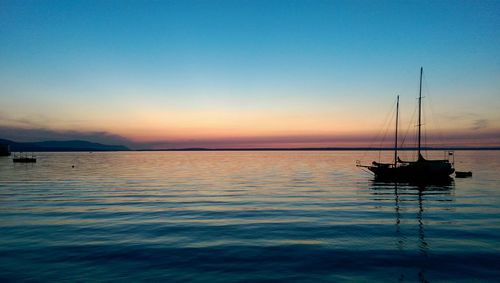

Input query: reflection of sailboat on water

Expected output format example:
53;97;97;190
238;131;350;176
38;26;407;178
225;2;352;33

370;181;454;282
358;68;455;182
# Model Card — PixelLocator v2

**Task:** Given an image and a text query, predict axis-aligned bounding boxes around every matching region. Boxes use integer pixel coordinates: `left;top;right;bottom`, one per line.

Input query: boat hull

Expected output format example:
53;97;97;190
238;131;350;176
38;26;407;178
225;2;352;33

13;158;36;163
368;162;454;182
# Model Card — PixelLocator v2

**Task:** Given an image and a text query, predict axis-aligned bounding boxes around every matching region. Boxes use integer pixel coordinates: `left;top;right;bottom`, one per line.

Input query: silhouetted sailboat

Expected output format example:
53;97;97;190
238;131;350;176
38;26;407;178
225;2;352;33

13;152;36;163
358;68;454;182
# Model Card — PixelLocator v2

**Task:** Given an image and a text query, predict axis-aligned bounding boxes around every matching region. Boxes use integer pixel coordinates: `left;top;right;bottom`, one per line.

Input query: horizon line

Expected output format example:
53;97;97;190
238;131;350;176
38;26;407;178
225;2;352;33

135;146;500;151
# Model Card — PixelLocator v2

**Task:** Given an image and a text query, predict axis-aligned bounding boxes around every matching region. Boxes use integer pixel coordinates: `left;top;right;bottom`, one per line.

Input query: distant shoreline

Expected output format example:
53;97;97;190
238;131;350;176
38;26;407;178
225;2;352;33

136;147;500;152
3;147;500;153
2;137;499;152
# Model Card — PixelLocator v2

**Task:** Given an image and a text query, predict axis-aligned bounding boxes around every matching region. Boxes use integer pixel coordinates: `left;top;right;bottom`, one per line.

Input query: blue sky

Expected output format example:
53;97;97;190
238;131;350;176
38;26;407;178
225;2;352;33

0;0;499;148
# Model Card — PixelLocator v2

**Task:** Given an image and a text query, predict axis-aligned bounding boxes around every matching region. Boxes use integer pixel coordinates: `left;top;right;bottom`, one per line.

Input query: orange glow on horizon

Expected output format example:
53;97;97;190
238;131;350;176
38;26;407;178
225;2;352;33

1;105;498;148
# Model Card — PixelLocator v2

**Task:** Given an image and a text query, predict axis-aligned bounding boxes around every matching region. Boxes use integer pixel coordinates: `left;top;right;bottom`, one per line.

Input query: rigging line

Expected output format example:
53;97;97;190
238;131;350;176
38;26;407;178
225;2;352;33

379;110;394;148
423;71;444;150
361;98;397;162
362;101;395;150
422;72;447;155
400;76;421;160
423;77;446;148
413;95;420;160
415;75;423;160
416;105;420;160
422;100;427;157
379;113;393;162
400;99;418;159
378;100;398;162
378;99;398;148
423;104;428;157
422;71;427;157
412;111;417;160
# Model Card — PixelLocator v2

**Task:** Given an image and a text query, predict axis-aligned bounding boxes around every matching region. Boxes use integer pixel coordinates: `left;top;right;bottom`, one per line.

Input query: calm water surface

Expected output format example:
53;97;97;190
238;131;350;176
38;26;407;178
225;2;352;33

0;151;499;282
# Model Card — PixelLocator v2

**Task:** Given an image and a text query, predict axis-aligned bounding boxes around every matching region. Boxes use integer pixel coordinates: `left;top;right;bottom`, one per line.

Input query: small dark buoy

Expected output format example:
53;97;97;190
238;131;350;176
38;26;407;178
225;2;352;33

72;165;75;168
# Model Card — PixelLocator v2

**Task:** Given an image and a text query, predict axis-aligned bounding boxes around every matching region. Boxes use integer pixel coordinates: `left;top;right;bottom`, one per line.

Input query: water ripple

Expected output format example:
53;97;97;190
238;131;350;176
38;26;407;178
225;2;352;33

1;151;499;282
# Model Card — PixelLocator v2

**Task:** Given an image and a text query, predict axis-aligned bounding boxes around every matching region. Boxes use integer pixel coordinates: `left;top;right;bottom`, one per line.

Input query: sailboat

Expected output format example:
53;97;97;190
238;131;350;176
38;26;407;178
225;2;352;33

13;152;37;163
358;67;455;182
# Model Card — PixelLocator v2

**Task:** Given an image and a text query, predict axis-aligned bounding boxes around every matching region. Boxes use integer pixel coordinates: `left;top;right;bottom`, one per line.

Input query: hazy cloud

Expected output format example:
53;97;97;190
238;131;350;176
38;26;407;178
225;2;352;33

440;111;492;132
1;125;499;149
470;119;489;131
138;129;500;149
0;112;53;129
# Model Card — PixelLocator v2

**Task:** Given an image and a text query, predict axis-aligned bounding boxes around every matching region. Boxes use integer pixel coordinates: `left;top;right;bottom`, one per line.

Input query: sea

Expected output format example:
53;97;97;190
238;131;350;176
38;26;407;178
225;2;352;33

0;151;499;282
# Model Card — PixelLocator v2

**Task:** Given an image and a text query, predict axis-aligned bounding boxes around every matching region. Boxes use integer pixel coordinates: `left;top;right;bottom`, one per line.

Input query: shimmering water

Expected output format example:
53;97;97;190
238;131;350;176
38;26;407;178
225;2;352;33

0;151;499;282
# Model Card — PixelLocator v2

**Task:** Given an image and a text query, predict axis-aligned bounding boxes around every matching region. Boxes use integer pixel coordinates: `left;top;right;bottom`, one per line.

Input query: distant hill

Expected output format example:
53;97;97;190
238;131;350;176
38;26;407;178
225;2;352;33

0;139;129;152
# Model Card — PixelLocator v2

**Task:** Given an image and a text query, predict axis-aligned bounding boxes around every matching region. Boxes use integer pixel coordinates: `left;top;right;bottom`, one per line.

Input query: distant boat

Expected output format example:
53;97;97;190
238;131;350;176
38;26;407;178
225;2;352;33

455;171;472;178
13;152;37;163
357;67;455;182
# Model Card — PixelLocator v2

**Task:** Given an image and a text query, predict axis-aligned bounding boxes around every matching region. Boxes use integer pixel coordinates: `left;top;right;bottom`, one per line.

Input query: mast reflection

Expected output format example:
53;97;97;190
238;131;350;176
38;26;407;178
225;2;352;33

370;178;454;282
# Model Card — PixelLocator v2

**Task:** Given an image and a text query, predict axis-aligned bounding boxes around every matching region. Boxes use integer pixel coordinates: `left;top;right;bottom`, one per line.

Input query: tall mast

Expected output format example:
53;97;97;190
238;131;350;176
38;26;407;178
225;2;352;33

418;67;423;158
394;95;399;167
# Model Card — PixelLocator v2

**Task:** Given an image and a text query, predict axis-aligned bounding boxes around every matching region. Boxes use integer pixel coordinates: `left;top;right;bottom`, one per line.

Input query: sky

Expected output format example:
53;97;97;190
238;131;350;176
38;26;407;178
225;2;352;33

1;0;499;148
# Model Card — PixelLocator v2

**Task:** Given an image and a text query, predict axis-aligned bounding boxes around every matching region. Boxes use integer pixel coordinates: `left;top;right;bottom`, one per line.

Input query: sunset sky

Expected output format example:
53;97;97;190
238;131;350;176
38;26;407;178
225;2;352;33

1;0;499;148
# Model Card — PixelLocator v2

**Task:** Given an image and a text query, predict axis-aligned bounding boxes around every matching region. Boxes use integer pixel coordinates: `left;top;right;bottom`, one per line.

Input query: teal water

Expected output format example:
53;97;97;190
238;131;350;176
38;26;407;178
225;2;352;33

0;151;499;282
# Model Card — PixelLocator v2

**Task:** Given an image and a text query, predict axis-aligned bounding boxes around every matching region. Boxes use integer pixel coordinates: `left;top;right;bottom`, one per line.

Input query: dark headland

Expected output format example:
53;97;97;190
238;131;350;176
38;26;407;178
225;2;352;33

0;139;129;152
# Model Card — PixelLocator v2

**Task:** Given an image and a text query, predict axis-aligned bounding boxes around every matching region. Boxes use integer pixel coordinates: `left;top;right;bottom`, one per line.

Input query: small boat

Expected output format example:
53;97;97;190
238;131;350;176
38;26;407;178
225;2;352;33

455;171;472;178
13;157;37;163
13;152;37;163
357;67;455;182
